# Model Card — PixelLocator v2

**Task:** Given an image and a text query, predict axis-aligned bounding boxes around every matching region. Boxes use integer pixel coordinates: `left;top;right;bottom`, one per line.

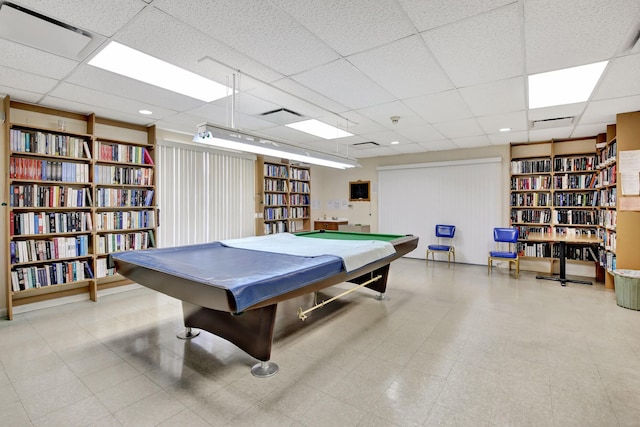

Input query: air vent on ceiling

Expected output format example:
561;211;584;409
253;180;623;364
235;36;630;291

351;141;380;147
0;2;93;59
530;116;574;130
259;108;303;125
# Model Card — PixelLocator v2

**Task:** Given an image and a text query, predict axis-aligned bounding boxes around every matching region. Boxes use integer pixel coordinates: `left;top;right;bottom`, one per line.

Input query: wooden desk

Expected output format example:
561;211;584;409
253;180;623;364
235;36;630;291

314;220;348;231
526;232;601;286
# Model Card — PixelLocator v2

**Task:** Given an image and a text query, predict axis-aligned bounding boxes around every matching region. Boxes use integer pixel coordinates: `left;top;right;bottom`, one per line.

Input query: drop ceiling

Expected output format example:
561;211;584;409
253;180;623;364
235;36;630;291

1;0;639;159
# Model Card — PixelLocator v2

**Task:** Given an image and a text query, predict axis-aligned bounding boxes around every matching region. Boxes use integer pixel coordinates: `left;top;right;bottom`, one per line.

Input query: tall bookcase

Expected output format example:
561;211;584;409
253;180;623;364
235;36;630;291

597;125;618;288
3;96;157;319
510;138;599;273
255;156;311;235
613;111;640;283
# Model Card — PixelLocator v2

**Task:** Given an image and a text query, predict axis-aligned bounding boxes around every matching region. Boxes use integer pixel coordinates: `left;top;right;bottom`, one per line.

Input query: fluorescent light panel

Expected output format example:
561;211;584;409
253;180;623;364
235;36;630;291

528;61;608;109
286;119;353;139
193;124;358;169
89;41;230;102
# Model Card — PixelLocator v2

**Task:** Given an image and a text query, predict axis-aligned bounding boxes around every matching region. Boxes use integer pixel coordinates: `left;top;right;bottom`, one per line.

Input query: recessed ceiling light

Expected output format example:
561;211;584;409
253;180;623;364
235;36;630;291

390;141;400;145
138;109;153;115
286;119;353;139
499;127;511;132
89;41;231;102
528;61;608;109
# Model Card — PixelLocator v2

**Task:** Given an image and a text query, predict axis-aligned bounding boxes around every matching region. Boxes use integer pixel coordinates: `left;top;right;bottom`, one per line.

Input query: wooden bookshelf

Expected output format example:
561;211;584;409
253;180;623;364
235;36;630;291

510;138;599;274
3;96;157;319
255;156;311;235
596;125;617;288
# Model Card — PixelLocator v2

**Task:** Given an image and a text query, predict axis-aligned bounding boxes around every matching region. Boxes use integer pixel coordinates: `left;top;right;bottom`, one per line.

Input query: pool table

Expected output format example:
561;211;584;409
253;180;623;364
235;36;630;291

110;231;418;376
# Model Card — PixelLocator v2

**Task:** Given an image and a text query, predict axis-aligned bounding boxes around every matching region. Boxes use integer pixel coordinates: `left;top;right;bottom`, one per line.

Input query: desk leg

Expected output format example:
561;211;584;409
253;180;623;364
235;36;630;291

535;241;592;286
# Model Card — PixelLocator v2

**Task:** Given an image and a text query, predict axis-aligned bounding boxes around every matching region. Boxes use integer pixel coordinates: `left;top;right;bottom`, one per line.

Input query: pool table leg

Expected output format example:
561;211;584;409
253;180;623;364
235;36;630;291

349;264;390;300
181;301;279;376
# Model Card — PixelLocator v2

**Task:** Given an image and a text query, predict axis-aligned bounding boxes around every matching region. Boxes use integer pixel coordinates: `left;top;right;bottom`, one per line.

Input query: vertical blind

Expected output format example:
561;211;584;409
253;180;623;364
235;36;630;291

378;158;502;265
157;141;255;247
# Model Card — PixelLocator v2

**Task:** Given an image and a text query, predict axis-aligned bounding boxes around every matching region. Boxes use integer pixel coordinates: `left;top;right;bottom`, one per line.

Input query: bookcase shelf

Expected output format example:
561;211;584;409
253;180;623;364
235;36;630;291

255;156;311;235
3;95;157;319
510;138;600;270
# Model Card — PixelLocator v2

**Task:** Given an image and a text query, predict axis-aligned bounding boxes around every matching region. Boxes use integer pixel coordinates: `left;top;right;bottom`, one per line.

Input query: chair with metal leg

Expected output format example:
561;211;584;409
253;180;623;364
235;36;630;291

426;224;456;266
488;227;519;278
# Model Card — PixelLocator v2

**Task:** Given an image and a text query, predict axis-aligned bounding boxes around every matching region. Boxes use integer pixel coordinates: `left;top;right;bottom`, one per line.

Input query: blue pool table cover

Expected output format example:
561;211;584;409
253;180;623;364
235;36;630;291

111;241;346;312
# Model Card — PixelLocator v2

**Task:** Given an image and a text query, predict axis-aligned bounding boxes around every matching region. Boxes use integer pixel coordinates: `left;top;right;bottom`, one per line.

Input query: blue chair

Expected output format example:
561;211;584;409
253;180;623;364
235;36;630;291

426;225;456;266
488;228;519;278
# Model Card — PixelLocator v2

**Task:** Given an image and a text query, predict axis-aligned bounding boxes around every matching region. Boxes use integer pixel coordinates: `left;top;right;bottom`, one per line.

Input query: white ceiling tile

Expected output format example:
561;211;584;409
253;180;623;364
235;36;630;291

459;77;526;116
422;4;522;87
0;65;58;94
433;118;484;138
48;83;177;120
155;113;210;136
359;130;413;146
477;111;528;134
398;0;516;31
0;87;44;104
418;140;459;151
67;66;206;111
528;126;574;141
349;148;378;159
291;60;395;110
358;146;399;157
270;78;350;114
153;0;339;76
592;53;640;100
524;0;640;74
17;0;146;37
336;111;387;135
395;124;444;143
580;95;640;125
114;7;284;85
572;123;609;138
347;35;453;99
271;0;414;56
40;96;154;125
355;101;428;129
404;90;473;123
488;130;529;145
208;93;280;117
0;39;79;79
389;143;428;154
528;103;587;121
451;135;492;148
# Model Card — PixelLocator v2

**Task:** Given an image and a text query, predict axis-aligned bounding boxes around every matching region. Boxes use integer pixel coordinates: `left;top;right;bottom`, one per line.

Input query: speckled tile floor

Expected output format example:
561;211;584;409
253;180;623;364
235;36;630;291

1;259;639;426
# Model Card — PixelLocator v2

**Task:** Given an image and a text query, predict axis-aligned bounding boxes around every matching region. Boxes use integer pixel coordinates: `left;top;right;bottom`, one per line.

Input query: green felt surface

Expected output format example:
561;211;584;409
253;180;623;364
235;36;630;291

295;230;403;242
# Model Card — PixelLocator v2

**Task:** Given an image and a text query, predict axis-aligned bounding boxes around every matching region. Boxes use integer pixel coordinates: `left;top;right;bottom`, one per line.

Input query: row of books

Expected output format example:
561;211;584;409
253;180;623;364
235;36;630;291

598;164;616;186
96;230;155;254
10;158;90;182
96;188;154;207
264;207;288;220
514;226;552;239
600;210;617;229
517;242;553;257
10;129;90;159
600;187;617;207
96;141;154;165
95;210;156;231
596;141;617;168
553;155;597;172
96;258;115;278
553;209;598;225
516;242;597;260
9;184;90;208
553;192;598;207
11;236;90;264
290;181;310;193
511;159;552;174
603;230;617;252
94;165;153;186
264;193;287;205
553;173;597;190
510;175;552;191
10;260;93;292
290;194;310;205
290;168;310;180
511;209;552;224
10;211;92;236
264;178;288;192
289;207;309;219
264;164;288;178
263;221;287;235
510;192;551;207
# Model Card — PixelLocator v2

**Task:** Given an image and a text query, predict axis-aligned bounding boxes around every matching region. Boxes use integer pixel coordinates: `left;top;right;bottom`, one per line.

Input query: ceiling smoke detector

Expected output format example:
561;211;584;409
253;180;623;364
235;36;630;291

390;116;400;124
